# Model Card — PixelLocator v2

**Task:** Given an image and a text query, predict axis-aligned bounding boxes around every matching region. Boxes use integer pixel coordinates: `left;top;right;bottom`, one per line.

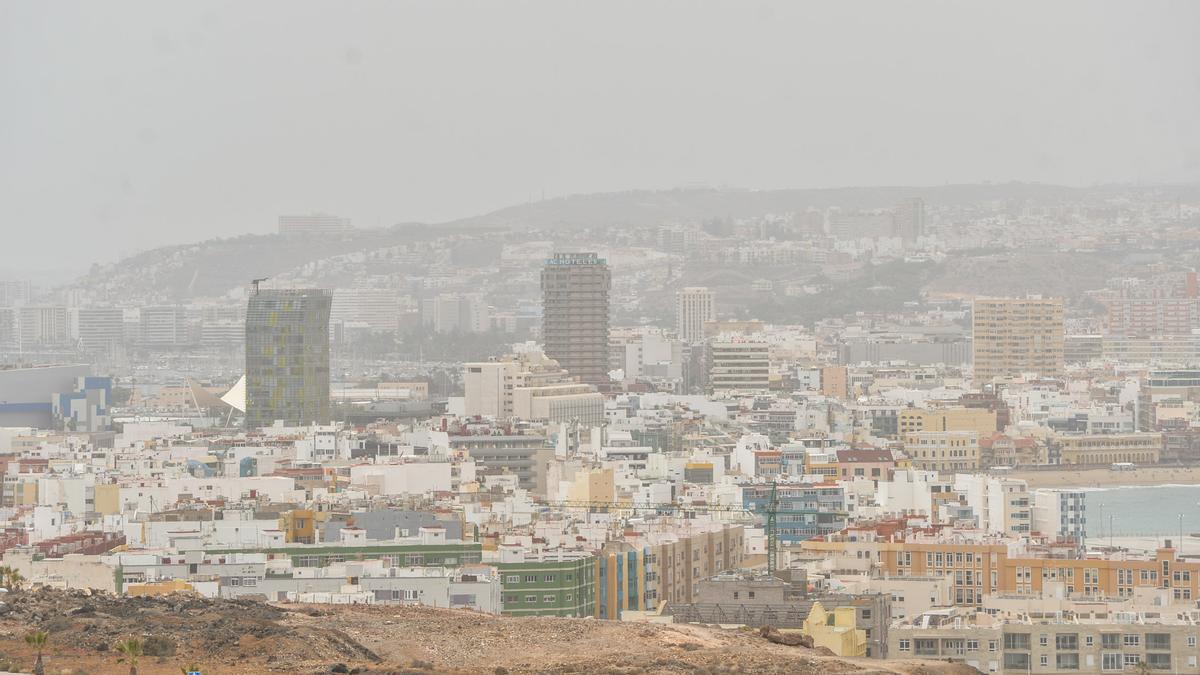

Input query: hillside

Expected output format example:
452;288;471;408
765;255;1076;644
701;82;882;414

65;183;1116;302
0;589;975;674
449;183;1096;231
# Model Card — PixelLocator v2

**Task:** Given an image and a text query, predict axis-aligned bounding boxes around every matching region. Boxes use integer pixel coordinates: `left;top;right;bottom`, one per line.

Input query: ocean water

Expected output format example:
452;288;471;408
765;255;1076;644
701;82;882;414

1082;484;1200;538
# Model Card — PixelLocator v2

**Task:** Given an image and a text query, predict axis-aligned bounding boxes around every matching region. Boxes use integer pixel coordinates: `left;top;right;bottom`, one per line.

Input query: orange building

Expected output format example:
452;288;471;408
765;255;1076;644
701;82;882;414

805;525;1200;607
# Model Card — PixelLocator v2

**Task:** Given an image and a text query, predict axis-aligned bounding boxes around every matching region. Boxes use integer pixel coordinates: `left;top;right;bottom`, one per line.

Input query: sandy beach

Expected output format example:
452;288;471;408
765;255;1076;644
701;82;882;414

1004;465;1200;489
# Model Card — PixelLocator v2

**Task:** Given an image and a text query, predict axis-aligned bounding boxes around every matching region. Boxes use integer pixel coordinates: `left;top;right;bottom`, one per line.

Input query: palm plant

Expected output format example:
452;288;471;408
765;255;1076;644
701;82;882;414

0;566;24;590
25;630;48;675
115;637;143;675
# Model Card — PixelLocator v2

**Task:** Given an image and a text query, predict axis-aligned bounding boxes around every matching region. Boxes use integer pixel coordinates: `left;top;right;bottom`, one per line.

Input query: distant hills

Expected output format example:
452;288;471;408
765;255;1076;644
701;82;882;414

67;182;1197;301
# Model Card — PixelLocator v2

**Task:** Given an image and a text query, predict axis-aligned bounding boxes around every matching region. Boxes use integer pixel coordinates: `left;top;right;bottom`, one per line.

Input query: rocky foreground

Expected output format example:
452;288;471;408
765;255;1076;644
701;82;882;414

0;589;976;674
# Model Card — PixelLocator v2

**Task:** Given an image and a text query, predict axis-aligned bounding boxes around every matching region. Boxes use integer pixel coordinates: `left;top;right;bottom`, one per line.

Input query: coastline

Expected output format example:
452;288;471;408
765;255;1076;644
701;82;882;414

1002;465;1200;489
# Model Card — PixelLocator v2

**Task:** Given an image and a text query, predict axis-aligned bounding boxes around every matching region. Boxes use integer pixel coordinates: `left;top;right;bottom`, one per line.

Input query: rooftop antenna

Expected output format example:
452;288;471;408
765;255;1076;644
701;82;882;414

251;277;269;294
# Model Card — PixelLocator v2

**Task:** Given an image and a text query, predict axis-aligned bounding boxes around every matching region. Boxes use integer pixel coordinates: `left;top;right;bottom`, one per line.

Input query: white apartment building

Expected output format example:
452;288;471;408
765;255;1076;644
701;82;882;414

1032;488;1087;540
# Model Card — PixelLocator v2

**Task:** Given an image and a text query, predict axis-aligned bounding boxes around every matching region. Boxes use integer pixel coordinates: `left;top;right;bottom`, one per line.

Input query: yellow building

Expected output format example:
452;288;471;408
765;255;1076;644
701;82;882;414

126;578;196;597
898;407;997;438
566;468;616;503
92;484;121;515
808;533;1200;606
1056;433;1162;465
801;601;867;656
281;508;318;544
972;296;1064;381
903;430;980;472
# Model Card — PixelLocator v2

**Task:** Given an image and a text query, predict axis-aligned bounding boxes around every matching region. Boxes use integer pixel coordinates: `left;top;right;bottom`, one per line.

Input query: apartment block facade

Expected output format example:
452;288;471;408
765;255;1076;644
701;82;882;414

541;252;611;387
972;297;1065;381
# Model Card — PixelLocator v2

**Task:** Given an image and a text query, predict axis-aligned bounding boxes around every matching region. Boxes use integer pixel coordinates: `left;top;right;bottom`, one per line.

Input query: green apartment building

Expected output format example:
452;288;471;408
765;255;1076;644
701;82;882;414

496;552;596;617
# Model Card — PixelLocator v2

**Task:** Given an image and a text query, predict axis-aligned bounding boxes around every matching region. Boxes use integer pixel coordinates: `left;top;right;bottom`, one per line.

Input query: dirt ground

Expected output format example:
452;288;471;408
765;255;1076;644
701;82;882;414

0;589;977;674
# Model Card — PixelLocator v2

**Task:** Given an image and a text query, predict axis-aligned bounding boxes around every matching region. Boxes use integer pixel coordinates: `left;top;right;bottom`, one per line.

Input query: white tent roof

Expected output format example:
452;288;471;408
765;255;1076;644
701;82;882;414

220;374;246;412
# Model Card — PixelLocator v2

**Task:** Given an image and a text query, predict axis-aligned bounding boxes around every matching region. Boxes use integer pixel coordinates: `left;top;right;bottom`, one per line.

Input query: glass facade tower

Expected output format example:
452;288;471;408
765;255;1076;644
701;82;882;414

245;288;332;428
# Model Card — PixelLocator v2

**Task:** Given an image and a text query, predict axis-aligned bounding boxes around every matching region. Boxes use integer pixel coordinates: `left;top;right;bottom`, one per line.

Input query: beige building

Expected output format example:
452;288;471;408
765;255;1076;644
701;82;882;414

972;297;1065;382
1056;432;1162;465
464;350;601;424
890;606;1200;674
898;407;997;438
709;341;770;391
820;366;849;400
903;430;980;472
676;287;714;343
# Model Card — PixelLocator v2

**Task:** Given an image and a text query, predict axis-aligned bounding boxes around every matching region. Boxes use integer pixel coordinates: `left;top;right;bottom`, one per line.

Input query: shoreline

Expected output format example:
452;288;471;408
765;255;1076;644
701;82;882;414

1002;466;1200;489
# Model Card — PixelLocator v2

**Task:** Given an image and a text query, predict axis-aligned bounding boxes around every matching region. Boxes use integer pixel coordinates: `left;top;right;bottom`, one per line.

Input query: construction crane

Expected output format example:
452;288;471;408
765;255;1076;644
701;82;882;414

545;482;783;574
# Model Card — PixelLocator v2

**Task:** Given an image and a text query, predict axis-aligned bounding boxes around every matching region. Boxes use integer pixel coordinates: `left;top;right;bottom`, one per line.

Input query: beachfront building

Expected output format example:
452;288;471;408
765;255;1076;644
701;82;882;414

1054;433;1163;466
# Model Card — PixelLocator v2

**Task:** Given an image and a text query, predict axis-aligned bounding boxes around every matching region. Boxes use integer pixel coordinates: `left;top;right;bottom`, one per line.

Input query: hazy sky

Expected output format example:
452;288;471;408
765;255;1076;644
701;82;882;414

3;1;1199;274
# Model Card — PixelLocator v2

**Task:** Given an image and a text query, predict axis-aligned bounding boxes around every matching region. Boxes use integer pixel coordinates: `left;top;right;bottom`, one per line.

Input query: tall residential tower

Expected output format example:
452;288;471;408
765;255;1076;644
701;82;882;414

972;296;1064;382
676;287;714;343
541;252;611;387
245;287;333;428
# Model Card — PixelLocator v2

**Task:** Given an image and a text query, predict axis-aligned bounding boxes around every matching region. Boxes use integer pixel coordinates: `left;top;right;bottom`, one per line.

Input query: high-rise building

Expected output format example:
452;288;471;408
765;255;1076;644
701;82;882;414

245;287;332;428
331;288;400;333
138;306;189;347
1092;270;1200;337
541;252;611;387
972;297;1064;381
18;306;69;349
709;341;770;390
420;293;489;333
277;213;352;236
892;197;926;242
72;308;125;354
676;287;714;343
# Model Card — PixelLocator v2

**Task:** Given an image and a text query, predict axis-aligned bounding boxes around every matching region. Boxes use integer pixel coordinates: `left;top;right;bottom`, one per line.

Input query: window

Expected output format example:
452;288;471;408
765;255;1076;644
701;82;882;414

748;591;756;599
1101;653;1122;671
1102;633;1121;649
1145;634;1170;650
1145;653;1170;670
1039;634;1049;647
543;594;556;603
966;640;979;651
1123;634;1140;647
914;639;937;656
1056;653;1079;670
1056;634;1079;650
1124;654;1140;667
988;640;998;652
1040;655;1048;667
1188;635;1197;648
898;639;911;652
1004;633;1030;650
544;575;556;582
524;595;537;603
506;575;520;584
1085;635;1093;647
1003;653;1030;670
